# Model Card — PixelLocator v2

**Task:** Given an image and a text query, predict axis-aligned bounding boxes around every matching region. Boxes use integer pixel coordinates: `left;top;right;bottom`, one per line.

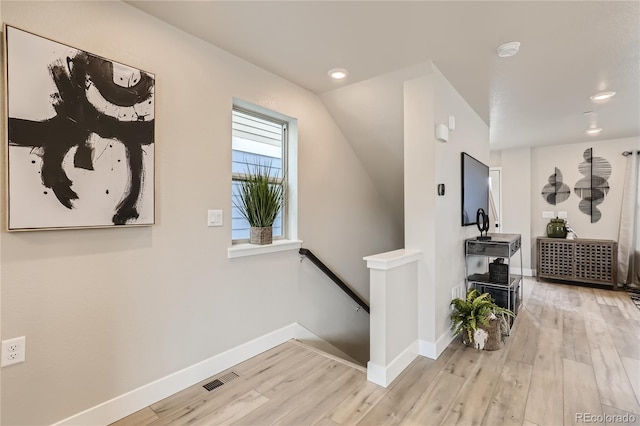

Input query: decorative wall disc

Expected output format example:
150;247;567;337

573;148;611;223
541;167;571;205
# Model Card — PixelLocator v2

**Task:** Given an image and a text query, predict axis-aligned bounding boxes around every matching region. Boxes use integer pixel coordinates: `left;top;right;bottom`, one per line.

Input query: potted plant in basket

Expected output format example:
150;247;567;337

233;162;285;245
450;288;514;351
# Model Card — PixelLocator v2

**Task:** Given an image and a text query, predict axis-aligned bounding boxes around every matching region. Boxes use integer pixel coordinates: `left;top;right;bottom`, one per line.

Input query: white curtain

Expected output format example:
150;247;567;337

618;152;640;286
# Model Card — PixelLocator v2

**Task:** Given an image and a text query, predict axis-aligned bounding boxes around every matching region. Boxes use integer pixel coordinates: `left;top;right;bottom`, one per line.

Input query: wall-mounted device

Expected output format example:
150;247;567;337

435;123;449;142
437;183;445;196
448;115;456;131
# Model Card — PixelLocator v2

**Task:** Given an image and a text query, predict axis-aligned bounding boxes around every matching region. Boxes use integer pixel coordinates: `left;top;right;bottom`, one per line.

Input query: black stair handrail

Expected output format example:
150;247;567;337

299;248;370;314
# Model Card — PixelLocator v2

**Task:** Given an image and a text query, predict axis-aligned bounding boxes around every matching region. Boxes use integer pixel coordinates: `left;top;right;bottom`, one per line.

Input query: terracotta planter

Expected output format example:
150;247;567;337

250;226;273;245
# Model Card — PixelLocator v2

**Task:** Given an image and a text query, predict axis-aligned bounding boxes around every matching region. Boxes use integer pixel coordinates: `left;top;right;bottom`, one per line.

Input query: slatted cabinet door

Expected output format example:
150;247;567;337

538;239;574;279
574;241;617;285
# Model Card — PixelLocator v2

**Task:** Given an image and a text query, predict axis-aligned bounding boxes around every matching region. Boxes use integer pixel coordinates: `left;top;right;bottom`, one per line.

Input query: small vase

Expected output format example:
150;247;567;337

250;226;273;245
546;218;567;238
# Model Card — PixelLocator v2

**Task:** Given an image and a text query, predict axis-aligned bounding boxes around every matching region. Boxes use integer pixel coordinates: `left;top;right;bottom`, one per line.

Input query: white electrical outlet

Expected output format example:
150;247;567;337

451;285;465;310
1;336;26;367
542;211;555;219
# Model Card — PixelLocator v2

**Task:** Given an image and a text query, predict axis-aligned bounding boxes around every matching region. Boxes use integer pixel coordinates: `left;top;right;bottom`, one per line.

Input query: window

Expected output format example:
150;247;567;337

231;106;288;242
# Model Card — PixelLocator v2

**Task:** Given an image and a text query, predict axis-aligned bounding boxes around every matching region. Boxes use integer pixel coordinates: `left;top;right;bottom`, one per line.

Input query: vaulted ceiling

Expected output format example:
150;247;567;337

128;1;639;150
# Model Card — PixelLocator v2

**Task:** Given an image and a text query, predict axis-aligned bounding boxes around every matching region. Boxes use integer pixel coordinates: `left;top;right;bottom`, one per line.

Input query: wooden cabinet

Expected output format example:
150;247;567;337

536;237;618;288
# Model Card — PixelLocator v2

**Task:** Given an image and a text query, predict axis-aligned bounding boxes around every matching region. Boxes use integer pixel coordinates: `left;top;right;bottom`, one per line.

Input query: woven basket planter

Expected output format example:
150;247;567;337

462;317;504;351
250;226;273;245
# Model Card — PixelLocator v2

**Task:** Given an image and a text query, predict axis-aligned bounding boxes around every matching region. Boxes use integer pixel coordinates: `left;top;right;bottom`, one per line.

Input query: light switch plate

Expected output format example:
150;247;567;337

542;211;555;219
207;210;223;227
557;211;568;219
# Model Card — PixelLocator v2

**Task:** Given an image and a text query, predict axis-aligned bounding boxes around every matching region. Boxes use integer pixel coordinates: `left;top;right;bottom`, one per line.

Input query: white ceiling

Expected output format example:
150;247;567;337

128;1;639;151
128;1;638;221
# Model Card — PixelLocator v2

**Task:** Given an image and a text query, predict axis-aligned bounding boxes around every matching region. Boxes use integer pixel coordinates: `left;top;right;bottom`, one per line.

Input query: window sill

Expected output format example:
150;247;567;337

227;239;303;259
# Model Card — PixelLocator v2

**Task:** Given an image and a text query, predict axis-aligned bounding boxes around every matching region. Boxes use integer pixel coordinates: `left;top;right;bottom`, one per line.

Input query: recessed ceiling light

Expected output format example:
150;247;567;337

328;68;348;80
586;127;603;135
590;91;616;101
497;41;520;58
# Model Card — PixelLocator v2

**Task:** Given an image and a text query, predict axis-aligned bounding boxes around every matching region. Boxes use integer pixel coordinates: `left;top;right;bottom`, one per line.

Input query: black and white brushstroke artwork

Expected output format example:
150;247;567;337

573;148;611;223
541;167;571;205
5;26;155;230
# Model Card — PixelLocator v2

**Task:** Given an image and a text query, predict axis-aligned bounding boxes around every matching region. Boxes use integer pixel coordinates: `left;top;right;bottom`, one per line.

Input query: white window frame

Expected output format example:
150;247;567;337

228;98;300;258
231;108;287;243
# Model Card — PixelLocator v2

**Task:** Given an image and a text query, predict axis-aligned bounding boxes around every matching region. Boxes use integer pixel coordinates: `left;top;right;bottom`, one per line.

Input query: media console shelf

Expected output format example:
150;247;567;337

536;237;618;289
465;233;523;315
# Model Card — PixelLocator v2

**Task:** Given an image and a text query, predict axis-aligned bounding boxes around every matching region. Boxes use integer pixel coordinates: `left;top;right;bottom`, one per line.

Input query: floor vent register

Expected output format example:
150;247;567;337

202;371;240;392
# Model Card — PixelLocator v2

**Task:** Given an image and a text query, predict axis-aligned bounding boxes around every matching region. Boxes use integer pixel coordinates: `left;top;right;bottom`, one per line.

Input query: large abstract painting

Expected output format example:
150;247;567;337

5;25;155;230
573;148;611;223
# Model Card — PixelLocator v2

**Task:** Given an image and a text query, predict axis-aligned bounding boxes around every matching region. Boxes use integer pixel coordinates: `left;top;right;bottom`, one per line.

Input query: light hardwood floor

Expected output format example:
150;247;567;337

112;278;640;425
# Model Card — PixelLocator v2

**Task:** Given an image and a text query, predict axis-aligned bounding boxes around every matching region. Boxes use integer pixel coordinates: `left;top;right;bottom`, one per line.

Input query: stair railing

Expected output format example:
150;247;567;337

299;248;370;314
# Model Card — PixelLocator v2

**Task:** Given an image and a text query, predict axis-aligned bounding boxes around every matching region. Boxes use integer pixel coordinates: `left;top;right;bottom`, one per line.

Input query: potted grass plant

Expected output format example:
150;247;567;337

233;162;285;245
450;288;514;350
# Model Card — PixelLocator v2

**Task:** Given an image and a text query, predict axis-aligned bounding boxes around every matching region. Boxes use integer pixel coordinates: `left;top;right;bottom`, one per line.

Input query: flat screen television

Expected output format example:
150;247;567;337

461;152;489;226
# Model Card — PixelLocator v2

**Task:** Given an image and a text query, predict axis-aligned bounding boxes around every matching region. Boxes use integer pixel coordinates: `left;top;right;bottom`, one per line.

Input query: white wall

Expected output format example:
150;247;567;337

500;148;533;271
297;259;370;364
404;73;437;345
0;2;401;424
404;65;489;355
489;150;502;167
365;250;420;387
320;62;434;234
432;67;490;344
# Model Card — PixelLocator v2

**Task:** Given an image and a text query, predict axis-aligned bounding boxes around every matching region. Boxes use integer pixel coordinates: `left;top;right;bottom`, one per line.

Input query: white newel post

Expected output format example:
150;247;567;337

364;249;422;387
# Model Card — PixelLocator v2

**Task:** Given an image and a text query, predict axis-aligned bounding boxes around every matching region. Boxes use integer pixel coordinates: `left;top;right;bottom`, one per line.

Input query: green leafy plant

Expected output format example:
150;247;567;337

233;162;285;228
450;288;514;345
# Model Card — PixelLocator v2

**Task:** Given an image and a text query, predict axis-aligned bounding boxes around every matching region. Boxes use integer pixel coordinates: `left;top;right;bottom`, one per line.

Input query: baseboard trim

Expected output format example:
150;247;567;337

52;324;298;426
367;339;418;388
511;267;534;277
419;329;456;360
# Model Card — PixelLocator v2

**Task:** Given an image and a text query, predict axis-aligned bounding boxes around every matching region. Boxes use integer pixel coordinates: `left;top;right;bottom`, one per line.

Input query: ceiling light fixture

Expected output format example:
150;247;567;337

328;68;349;80
497;41;520;58
586;127;603;135
590;91;616;101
